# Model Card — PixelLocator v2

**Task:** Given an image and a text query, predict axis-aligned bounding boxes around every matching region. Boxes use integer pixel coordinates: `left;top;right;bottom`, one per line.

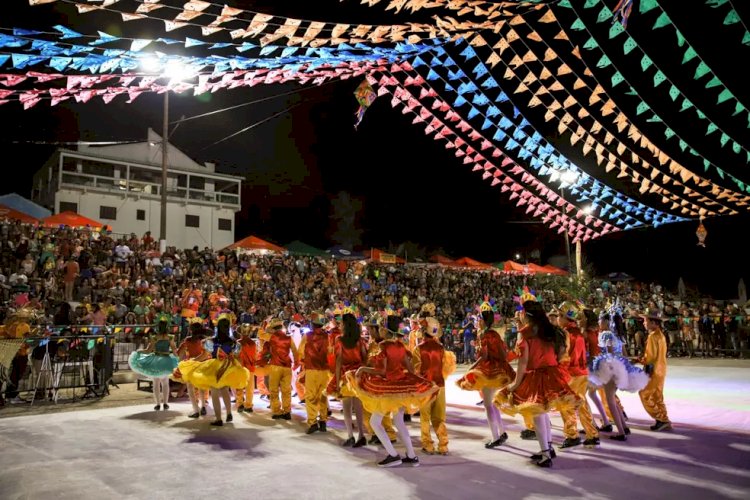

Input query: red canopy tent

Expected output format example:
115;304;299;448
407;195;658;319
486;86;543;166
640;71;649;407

502;260;528;273
225;235;286;254
42;211;105;229
429;254;460;267
0;204;38;225
454;257;494;270
364;248;405;264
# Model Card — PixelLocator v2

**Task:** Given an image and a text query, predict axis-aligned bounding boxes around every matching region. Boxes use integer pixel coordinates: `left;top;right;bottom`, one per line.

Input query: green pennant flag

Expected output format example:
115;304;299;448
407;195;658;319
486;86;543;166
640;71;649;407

668;85;680;101
597;6;614;23
724;9;741;25
640;0;658;14
609;22;625;39
625;86;638;95
682;47;698;64
571;18;586;31
743;31;750;46
623;38;637;54
584;0;599;8
676;30;686;47
747;151;750;162
647;114;663;123
653;12;671;29
636;102;650;115
694;61;710;80
597;54;612;68
717;168;725;180
641;54;654;71
719;132;730;147
680;98;693;111
717;88;733;104
678;139;688;152
696;109;706;120
611;71;625;87
653;70;667;87
732;141;741;154
664;128;676;140
583;36;598;50
706;0;729;7
706;123;718;135
558;0;573;8
705;75;721;88
733;101;745;116
703;159;710;172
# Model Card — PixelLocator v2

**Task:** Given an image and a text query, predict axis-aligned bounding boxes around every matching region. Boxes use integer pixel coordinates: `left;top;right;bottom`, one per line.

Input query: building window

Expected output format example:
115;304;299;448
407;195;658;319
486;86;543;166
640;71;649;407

185;214;200;228
136;209;146;221
59;201;77;214
218;218;232;231
99;205;117;220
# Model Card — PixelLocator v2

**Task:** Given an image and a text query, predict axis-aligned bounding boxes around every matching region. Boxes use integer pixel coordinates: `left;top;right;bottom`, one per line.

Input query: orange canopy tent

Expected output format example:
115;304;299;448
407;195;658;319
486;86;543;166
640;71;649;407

429;254;460;267
454;257;495;270
502;260;528;273
364;248;405;264
0;204;38;224
42;211;105;229
539;264;568;276
225;235;286;254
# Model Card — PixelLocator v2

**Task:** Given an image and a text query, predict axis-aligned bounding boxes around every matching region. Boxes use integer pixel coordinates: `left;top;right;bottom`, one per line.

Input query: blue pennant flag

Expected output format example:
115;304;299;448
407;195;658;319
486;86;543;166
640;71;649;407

49;56;71;72
209;42;233;50
473;62;488;78
0;34;28;49
411;56;426;68
237;42;255;53
518;149;532;160
497;91;509;103
91;31;120;46
14;28;41;36
486;105;500;118
156;38;181;45
0;55;8;68
481;118;493;130
467;106;480;119
444;81;455;92
185;37;207;48
427;68;439;81
473;93;489;106
281;47;298;58
460;45;477;60
493;128;507;142
481;76;498;89
54;25;83;39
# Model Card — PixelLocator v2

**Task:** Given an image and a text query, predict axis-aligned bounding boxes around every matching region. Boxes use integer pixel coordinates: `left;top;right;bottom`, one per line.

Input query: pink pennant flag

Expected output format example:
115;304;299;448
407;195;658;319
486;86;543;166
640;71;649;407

455;149;465;158
480;139;492;150
482;171;492;180
458;121;471;132
2;75;28;87
412;115;425;124
51;95;71;106
501;184;510;192
491;178;501;186
518;198;527;206
491;149;501;158
454;138;465;148
462;156;473;165
501;157;513;167
127;89;144;103
0;89;13;99
473;164;483;172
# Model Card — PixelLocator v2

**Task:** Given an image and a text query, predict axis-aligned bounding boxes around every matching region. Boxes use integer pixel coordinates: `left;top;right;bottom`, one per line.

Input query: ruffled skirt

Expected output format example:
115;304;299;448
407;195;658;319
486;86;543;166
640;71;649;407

589;354;650;392
327;363;362;398
345;371;438;415
494;366;580;417
129;352;179;378
178;358;250;390
456;360;515;392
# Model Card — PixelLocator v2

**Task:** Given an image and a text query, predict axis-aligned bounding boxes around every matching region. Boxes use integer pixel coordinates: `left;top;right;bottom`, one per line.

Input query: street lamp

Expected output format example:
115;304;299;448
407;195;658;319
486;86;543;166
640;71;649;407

141;57;191;252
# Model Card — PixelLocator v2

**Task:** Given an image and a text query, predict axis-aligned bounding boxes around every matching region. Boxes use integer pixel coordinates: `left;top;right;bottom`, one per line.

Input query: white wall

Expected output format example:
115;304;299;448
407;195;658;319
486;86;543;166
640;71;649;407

55;190;235;250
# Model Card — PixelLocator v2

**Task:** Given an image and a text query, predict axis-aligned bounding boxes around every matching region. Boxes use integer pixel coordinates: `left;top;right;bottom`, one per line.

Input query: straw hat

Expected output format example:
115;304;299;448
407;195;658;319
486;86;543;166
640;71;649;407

422;317;441;337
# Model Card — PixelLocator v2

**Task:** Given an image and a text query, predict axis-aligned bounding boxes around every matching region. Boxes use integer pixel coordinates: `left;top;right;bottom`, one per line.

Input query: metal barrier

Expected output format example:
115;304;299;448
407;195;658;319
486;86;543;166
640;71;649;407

0;333;114;405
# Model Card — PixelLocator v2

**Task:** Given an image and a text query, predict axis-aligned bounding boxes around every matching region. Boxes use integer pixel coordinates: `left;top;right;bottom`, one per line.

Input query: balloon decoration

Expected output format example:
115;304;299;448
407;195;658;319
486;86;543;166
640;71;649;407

5;0;748;242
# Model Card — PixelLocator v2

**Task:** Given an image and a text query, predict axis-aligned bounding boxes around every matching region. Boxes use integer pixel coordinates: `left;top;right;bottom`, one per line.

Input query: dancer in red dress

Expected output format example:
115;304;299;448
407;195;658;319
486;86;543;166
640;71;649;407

494;300;579;467
347;313;438;467
335;312;369;447
456;301;515;448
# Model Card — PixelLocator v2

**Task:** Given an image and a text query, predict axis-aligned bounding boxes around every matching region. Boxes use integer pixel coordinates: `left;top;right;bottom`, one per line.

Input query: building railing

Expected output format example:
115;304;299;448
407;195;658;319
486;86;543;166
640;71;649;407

59;171;240;207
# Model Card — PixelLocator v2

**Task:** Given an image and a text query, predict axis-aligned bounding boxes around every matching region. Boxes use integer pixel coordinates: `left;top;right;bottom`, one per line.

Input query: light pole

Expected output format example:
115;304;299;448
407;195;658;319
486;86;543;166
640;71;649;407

550;169;579;274
160;90;168;253
142;57;191;253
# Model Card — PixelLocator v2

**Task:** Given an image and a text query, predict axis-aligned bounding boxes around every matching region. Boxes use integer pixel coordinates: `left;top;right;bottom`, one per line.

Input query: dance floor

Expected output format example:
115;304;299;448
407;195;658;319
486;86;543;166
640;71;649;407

1;358;748;500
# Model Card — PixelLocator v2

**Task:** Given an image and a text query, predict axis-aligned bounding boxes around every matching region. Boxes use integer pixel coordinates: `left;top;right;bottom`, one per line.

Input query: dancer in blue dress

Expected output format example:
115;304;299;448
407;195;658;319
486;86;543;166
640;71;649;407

129;313;179;410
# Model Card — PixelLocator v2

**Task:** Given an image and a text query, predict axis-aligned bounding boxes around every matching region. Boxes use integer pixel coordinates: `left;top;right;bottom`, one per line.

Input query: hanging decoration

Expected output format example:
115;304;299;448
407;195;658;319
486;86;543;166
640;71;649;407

696;217;707;247
353;78;377;128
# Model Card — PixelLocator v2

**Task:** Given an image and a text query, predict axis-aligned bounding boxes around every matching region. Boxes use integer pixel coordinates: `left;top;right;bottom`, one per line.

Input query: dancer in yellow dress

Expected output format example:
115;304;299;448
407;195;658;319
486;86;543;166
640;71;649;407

178;314;249;426
635;309;672;432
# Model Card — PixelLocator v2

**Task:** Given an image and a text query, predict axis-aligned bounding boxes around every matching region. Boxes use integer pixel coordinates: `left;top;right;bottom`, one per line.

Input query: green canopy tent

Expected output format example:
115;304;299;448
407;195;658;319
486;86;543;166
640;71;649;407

285;240;328;257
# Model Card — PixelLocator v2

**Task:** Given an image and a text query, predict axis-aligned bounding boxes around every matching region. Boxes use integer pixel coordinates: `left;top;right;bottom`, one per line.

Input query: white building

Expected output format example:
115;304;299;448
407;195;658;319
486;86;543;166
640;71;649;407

31;128;242;250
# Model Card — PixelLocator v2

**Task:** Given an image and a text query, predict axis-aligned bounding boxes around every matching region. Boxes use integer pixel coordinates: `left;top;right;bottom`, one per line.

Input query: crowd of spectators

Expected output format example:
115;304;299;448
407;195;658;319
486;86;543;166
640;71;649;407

1;219;748;367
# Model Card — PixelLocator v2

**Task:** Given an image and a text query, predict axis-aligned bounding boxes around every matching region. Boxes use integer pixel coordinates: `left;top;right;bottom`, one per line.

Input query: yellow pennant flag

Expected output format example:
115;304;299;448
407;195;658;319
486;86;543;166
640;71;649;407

522;50;538;62
616;142;626;155
539;9;557;23
604;132;614;144
539;67;553;80
571;133;582;146
523;71;537;85
573;78;586;90
504;67;515;80
544;48;556;61
563;95;576;108
555;30;569;41
529;96;543;107
650;167;660;180
591;121;603;134
509;54;523;68
557;63;572;76
494;38;510;54
577;107;590;119
549;81;564;92
515;82;529;94
486;51;502;68
527;31;542;42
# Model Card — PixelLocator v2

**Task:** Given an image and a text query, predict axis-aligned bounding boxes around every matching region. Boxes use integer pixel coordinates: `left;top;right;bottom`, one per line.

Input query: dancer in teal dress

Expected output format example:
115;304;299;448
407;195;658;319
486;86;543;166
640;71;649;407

129;314;178;410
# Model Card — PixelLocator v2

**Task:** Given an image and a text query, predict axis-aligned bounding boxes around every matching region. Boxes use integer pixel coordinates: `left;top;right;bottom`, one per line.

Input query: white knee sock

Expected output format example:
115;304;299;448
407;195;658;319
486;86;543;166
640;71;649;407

370;413;398;456
343;398;354;438
394;408;416;459
481;387;500;440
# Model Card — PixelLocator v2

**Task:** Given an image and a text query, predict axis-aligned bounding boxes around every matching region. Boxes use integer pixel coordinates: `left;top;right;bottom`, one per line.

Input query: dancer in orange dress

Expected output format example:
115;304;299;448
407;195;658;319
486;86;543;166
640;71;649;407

456;300;515;448
494;301;579;468
347;313;438;467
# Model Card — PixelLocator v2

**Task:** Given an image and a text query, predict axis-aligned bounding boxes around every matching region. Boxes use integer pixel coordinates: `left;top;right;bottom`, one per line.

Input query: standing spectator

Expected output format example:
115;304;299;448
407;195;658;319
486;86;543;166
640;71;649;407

462;316;475;364
63;256;79;302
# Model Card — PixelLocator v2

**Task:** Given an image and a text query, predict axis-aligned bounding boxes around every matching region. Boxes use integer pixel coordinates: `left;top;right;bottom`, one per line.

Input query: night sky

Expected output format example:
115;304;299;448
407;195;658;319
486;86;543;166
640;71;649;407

2;0;749;299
